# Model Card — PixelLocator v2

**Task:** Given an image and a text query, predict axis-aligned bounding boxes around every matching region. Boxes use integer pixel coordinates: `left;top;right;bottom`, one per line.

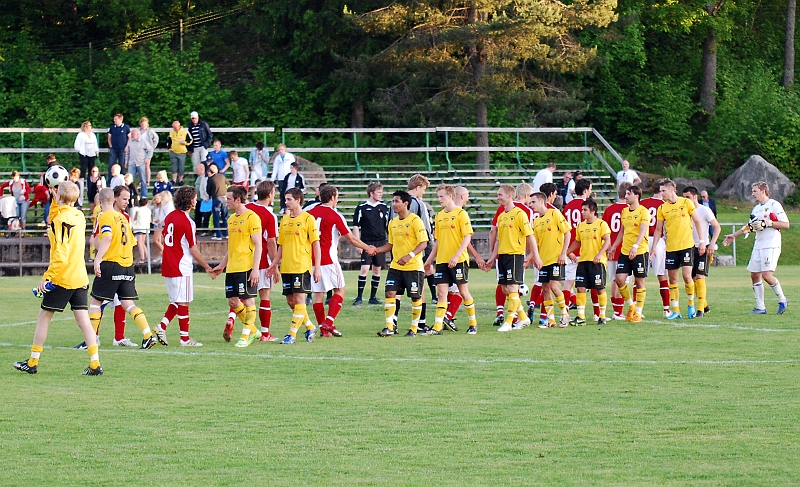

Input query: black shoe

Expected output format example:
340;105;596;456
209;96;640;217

325;297;331;305
141;335;157;349
305;295;312;305
466;326;477;335
417;323;431;334
597;318;606;326
704;306;710;314
74;341;87;350
695;310;704;318
368;297;382;305
377;327;394;337
13;360;37;374
431;297;438;305
82;365;103;376
352;297;363;306
493;315;504;327
443;317;458;332
403;330;416;337
528;305;535;319
568;303;577;311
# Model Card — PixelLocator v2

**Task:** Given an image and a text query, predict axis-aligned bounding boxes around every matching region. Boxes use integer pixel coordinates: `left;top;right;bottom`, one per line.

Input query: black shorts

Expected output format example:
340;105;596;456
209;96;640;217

434;262;469;285
385;268;424;300
666;247;694;270
91;261;138;301
616;252;649;279
281;272;311;296
538;263;565;283
226;270;258;299
692;247;709;277
497;254;525;285
42;285;89;313
360;240;387;268
575;262;607;290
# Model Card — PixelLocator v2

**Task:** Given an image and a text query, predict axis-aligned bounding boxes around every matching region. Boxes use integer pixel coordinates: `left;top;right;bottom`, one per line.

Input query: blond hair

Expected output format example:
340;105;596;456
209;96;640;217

436;184;455;199
498;184;515;196
58;181;80;205
752;181;770;196
515;183;533;200
407;174;429;191
156;170;168;182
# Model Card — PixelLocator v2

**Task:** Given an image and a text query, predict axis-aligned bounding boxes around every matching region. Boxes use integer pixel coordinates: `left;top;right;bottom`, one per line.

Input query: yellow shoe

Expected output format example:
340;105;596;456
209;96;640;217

625;308;636;322
630;313;643;323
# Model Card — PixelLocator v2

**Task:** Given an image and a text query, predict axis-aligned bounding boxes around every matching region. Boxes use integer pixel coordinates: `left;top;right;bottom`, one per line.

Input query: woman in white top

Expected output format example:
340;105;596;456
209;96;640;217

74;121;100;185
131;197;153;264
151;191;175;263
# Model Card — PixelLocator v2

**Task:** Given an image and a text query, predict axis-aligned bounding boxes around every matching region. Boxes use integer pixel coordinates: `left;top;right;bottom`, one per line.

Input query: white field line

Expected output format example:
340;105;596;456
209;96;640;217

0;310;227;329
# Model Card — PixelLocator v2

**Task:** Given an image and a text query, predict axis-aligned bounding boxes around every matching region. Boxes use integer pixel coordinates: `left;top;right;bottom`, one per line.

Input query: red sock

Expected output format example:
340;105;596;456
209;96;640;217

177;304;190;342
659;279;670;311
446;292;462;320
563;290;572;308
259;299;271;331
326;294;344;326
591;289;600;317
313;302;326;326
161;303;178;329
114;305;126;341
613;297;624;317
495;285;505;315
531;283;543;306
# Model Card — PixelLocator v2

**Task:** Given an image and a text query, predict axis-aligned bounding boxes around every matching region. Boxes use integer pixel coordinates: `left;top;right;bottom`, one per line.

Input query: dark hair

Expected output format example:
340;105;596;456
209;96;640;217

539;182;557;198
286;187;304;204
581;198;598;215
319;185;338;203
256;180;275;200
174;186;196;211
113;185;130;197
627;185;642;199
290;162;299;169
392;190;411;209
617;182;631;200
682;186;699;196
138;198;148;207
574;178;592;196
531;192;546;204
255;142;265;151
228;185;247;203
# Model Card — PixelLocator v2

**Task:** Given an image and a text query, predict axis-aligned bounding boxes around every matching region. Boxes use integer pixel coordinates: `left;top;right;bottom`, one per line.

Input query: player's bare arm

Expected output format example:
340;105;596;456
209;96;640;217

398;241;427;266
249;232;262;287
93;235;112;277
450;234;472;268
312;240;322;283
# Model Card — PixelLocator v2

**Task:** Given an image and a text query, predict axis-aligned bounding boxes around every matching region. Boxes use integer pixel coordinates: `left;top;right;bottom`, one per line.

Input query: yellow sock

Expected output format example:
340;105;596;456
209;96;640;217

87;344;100;369
28;345;43;367
232;303;246;323
89;306;102;335
544;299;555;323
410;299;422;332
555;293;567;316
635;288;646;315
464;298;477;327
384;297;397;331
685;281;696;307
619;284;632;305
129;306;151;339
245;305;258;335
289;303;306;337
597;292;607;319
505;293;520;325
576;292;587;319
434;301;447;331
695;279;707;310
669;283;680;313
516;300;529;323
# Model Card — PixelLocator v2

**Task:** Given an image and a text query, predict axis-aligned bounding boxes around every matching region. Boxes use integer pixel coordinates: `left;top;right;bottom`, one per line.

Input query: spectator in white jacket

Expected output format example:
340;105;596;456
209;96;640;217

74;121;100;187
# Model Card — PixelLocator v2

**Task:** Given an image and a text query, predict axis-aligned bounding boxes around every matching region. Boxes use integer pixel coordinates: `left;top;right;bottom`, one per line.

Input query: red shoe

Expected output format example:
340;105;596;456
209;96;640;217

320;330;334;338
329;325;343;337
259;332;278;342
223;317;235;342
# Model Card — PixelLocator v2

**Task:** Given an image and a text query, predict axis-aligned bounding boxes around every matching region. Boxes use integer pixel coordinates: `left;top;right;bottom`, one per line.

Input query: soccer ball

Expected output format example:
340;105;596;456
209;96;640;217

45;165;69;188
519;283;530;297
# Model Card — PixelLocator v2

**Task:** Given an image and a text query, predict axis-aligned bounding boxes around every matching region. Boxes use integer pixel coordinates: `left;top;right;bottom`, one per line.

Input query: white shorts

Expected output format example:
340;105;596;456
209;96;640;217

607;260;617;282
747;248;781;273
448;283;459;293
311;263;346;293
250;168;264;187
165;275;194;303
650;238;666;276
565;261;577;281
257;268;273;290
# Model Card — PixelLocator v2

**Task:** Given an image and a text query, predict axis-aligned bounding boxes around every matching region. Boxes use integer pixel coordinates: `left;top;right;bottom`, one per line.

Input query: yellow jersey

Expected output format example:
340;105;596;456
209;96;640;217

620;205;651;255
388;213;428;271
434;208;473;264
277;211;319;274
575;218;611;264
496;207;534;255
98;209;135;267
167;128;192;155
533;208;570;266
656;197;696;252
44;203;89;289
227;209;262;273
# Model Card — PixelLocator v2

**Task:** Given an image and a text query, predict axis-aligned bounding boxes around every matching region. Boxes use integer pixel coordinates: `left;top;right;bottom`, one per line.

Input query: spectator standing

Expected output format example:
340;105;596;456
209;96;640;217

616;160;642;188
230;151;249;189
126;128;153;198
194;163;211;234
532;161;556;192
166;121;192;185
187;111;213;169
40;154;61;223
68;168;84;207
139;117;159;189
153;170;174;196
107;113;130;180
557;171;571;200
109;164;125;189
206;164;229;240
74;121;100;184
86;166;106;213
270;143;296;213
1;170;31;233
131;198;152;264
249;142;270;187
700;190;717;216
208;139;230;174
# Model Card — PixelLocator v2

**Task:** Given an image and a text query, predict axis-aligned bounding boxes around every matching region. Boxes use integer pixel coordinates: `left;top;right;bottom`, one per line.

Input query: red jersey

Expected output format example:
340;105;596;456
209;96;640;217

307;204;350;265
639;197;665;238
161;210;197;277
562;197;586;252
492;201;534;226
602;202;627;260
246;202;278;270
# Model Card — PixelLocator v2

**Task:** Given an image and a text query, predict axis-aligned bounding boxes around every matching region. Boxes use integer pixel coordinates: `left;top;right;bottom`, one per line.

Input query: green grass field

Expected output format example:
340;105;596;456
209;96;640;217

1;268;799;486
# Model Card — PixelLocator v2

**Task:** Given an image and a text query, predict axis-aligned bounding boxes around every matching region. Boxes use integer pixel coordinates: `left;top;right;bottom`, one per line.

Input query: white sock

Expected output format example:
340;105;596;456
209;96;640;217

770;280;787;302
753;281;765;309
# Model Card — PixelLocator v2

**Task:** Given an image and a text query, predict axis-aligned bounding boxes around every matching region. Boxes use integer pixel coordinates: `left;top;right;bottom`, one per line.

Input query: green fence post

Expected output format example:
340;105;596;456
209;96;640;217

425;132;432;171
21;133;26;172
445;131;453;171
353;132;362;172
583;131;590;169
516;131;522;169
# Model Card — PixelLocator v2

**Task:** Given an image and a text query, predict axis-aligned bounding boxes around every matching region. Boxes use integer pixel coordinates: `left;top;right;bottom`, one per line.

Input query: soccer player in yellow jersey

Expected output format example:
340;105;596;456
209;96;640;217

375;191;429;337
651;179;707;319
423;184;477;335
266;187;322;344
530;191;572;328
609;185;650;322
90;186;156;349
14;182;102;375
565;199;611;326
485;185;542;332
211;185;263;347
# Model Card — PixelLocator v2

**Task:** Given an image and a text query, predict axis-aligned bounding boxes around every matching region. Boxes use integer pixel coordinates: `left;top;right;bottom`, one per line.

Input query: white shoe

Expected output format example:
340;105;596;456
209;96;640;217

179;338;203;347
593;314;600;321
113;337;138;347
497;323;513;332
612;314;626;321
560;315;570;328
517;318;531;328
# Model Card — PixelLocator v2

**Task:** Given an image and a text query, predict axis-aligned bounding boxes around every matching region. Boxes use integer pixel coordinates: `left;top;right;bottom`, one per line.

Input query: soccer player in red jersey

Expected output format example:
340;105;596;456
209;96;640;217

602;182;630;319
155;186;215;346
245;181;280;341
562;178;593;309
307;185;376;337
639;180;670;317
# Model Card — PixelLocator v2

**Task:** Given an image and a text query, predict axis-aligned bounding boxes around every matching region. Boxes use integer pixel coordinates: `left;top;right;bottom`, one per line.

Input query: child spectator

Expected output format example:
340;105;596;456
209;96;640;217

131;197;152;264
151;191;174;263
153;170;174;196
230;150;249;189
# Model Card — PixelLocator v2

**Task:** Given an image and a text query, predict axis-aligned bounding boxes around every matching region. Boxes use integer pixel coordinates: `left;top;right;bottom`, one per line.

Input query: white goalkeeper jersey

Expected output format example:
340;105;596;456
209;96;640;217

691;205;714;246
752;199;788;250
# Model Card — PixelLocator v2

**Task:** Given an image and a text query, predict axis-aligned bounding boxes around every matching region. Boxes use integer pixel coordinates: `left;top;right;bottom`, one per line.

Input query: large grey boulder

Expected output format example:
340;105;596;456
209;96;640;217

673;177;715;194
716;155;795;202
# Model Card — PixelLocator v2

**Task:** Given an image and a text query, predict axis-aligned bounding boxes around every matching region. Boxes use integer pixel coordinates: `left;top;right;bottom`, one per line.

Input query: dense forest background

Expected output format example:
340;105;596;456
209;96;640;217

0;0;798;181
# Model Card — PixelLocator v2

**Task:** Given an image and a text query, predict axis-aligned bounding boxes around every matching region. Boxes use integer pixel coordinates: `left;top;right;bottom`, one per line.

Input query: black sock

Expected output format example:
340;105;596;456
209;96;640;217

395;298;401;318
419;302;427;325
357;275;367;299
370;275;380;299
426;274;436;298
